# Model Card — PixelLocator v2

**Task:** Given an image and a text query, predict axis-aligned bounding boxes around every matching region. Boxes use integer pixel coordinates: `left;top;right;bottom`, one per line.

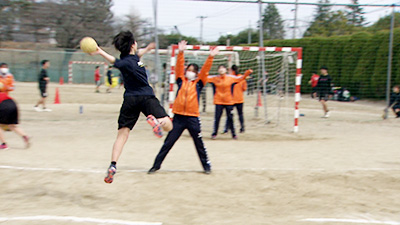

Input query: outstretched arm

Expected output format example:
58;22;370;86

90;47;116;64
175;40;187;80
137;42;156;58
198;47;219;84
236;69;253;83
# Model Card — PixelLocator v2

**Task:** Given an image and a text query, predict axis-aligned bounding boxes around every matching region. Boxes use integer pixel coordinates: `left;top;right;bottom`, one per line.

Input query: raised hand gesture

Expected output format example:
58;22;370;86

178;40;187;52
210;46;220;57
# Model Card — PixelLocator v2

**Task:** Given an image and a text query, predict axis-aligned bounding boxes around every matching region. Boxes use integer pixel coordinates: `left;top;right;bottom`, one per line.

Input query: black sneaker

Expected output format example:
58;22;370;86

148;167;158;174
204;169;211;174
239;128;245;133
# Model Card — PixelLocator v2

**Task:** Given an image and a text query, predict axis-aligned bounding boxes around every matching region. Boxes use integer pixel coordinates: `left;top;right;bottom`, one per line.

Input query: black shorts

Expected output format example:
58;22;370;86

40;87;48;98
118;95;168;130
319;92;330;101
0;99;18;124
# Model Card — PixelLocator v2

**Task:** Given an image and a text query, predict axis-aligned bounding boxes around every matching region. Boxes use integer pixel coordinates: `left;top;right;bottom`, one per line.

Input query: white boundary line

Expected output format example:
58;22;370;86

1;165;400;173
0;165;104;173
0;215;162;225
300;218;400;224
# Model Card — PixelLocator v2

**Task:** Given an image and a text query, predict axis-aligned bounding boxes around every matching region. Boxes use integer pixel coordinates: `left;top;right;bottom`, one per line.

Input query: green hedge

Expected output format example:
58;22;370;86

253;29;400;99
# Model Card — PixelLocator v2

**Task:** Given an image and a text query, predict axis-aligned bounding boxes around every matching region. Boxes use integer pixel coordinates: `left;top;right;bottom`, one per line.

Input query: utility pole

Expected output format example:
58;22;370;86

384;5;395;119
292;0;298;39
248;20;252;44
153;0;160;96
258;0;267;121
197;16;207;44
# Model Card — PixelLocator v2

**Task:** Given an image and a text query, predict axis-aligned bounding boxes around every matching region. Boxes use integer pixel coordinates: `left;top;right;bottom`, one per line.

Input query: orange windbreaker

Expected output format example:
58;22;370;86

232;74;247;104
208;70;251;105
172;51;214;117
0;73;15;93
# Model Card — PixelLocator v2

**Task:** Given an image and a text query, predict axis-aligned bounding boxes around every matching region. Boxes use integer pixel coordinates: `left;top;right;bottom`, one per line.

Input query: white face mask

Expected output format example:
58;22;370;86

0;68;9;74
218;67;227;75
185;71;197;80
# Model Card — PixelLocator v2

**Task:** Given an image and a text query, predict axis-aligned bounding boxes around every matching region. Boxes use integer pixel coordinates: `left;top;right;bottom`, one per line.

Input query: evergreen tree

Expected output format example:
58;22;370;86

303;0;332;37
262;4;285;40
368;12;400;33
304;0;356;37
346;0;366;27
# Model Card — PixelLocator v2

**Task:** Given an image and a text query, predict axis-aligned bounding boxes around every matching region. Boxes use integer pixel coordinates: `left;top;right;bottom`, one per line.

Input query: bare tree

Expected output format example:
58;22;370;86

113;8;155;45
0;0;115;48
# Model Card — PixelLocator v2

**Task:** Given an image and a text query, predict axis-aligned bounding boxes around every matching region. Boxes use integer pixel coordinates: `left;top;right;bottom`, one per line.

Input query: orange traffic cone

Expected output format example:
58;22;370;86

256;91;262;107
59;77;64;85
54;88;61;104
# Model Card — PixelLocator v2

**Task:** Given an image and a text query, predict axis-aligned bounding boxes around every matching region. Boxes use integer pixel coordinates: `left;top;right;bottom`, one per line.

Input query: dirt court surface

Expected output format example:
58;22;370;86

1;82;400;225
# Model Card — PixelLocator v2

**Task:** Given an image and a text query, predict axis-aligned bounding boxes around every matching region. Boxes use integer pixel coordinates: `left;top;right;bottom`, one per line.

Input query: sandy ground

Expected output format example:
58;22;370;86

1;82;400;225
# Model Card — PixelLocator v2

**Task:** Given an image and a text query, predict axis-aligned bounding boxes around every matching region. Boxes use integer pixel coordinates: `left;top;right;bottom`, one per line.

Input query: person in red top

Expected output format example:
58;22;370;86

94;66;101;93
223;65;247;134
208;65;252;140
148;40;219;174
0;63;15;94
309;72;320;98
0;82;30;150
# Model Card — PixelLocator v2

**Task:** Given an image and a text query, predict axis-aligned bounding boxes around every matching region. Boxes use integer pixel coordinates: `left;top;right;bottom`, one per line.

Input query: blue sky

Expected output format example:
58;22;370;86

112;0;399;41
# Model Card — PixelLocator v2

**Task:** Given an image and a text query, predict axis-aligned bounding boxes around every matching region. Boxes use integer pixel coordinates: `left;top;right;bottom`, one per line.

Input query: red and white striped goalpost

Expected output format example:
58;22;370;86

68;61;108;84
168;45;303;133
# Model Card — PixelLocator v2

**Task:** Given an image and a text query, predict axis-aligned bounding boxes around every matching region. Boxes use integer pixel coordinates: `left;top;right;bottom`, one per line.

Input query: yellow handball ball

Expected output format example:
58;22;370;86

80;37;98;53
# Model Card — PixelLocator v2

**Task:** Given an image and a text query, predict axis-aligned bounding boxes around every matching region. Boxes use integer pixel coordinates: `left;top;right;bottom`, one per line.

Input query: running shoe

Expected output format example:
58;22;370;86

43;108;52;112
211;134;217;140
233;135;238;140
0;143;9;150
204;169;212;174
148;167;158;174
323;111;330;118
146;115;163;138
34;106;42;112
104;165;116;183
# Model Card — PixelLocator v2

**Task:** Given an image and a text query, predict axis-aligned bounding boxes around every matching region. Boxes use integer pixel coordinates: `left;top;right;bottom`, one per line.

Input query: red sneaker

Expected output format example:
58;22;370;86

146;115;163;138
0;143;9;150
104;165;116;184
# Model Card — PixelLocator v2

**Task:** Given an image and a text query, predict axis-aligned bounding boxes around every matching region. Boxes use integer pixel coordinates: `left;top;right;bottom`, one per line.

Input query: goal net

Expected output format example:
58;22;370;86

167;45;303;133
68;61;108;84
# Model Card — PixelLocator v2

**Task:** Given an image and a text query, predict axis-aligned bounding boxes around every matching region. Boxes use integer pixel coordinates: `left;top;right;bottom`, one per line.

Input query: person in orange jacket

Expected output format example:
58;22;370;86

148;40;219;174
0;63;15;94
223;65;247;134
208;65;252;140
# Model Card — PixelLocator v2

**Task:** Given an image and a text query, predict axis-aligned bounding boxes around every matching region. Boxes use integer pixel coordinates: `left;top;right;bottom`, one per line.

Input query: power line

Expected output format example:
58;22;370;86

190;0;399;7
206;3;244;17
